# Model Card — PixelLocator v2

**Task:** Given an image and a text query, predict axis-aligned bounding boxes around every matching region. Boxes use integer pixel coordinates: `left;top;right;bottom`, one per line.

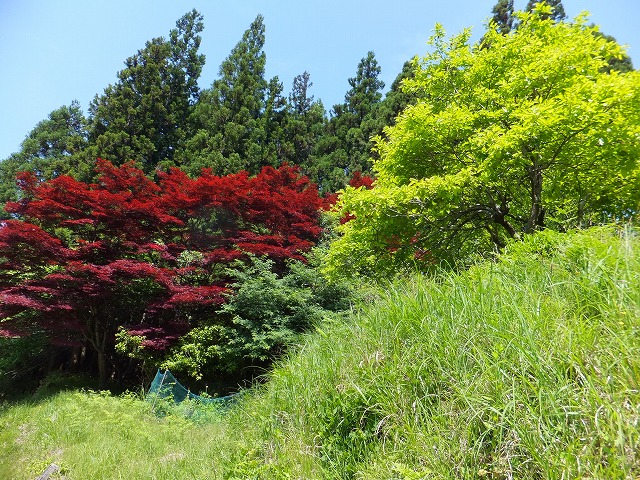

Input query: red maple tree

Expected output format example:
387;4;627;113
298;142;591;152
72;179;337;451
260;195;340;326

0;160;325;386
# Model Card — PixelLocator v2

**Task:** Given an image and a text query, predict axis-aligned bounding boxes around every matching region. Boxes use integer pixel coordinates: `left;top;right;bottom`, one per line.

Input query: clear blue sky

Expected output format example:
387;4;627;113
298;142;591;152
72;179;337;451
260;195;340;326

0;0;638;160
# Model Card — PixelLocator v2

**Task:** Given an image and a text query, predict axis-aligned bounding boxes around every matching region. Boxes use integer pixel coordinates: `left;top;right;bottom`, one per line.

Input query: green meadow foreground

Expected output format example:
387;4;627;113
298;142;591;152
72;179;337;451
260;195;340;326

1;227;639;479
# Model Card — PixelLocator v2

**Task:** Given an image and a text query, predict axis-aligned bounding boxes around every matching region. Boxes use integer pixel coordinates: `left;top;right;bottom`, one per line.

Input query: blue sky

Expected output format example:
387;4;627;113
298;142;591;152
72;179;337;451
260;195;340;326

0;0;638;160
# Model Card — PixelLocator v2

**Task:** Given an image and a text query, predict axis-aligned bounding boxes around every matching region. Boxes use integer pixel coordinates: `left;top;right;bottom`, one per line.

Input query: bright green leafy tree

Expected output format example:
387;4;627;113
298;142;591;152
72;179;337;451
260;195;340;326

594;31;634;73
526;0;565;21
487;1;633;72
486;0;564;36
326;7;640;278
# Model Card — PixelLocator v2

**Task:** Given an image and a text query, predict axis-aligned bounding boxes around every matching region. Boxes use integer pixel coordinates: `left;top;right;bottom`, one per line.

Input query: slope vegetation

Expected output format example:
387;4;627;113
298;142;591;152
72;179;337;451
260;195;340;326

1;226;639;479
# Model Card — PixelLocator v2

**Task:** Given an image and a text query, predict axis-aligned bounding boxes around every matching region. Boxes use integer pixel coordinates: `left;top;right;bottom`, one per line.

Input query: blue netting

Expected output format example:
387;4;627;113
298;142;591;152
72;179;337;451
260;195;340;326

147;369;236;405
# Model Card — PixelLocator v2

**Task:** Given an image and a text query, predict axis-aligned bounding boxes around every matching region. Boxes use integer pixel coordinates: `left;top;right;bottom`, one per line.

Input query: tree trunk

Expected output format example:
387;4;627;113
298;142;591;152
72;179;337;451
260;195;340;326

89;316;109;389
577;195;587;228
526;164;544;233
97;350;107;389
69;346;82;373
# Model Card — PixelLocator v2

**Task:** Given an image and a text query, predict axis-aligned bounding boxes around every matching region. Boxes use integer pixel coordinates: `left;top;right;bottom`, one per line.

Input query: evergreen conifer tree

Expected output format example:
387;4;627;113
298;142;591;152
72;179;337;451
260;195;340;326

491;0;515;34
313;52;385;191
284;72;326;180
261;76;290;168
375;60;418;140
87;10;205;173
182;15;275;175
0;102;89;210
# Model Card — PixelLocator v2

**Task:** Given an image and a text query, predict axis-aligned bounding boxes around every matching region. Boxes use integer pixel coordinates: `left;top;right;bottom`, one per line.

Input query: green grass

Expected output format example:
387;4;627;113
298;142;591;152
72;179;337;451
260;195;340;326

0;390;232;479
1;225;639;479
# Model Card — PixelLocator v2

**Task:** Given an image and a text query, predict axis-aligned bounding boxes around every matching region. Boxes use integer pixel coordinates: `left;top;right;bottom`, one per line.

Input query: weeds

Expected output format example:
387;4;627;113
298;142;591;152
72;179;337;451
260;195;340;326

1;226;639;479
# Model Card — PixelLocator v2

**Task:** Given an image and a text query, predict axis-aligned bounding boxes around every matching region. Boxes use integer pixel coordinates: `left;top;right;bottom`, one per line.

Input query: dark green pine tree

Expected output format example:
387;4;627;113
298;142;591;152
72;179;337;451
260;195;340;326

376;60;418;136
87;9;205;173
0;101;89;210
260;76;290;168
491;0;515;35
181;15;273;176
290;71;315;118
344;51;385;124
313;52;385;192
283;72;326;179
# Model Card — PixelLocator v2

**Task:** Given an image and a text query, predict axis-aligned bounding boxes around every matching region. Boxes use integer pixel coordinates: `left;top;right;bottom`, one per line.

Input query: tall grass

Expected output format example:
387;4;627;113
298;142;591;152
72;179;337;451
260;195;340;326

1;226;639;479
226;226;640;479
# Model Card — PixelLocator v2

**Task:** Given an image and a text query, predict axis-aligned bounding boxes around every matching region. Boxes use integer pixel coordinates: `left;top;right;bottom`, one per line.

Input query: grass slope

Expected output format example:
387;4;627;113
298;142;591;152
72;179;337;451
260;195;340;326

1;226;639;479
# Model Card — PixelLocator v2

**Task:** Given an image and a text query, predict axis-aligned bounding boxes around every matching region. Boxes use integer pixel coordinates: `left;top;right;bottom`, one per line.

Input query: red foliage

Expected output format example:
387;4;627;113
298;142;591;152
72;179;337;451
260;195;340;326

348;171;375;189
322;171;375;221
0;160;325;376
155;163;324;263
0;220;71;267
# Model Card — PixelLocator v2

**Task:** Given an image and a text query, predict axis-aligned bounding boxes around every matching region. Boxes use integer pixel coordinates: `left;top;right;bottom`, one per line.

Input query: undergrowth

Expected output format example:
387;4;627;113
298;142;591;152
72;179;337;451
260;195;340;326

1;225;639;479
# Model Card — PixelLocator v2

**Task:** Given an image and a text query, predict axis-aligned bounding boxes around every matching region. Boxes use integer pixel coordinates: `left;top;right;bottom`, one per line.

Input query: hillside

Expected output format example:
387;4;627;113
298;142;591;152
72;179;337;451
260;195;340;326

1;226;639;479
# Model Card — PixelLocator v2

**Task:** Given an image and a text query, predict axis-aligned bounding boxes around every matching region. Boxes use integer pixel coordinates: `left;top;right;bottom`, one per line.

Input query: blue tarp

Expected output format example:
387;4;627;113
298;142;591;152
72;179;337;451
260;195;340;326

147;369;236;405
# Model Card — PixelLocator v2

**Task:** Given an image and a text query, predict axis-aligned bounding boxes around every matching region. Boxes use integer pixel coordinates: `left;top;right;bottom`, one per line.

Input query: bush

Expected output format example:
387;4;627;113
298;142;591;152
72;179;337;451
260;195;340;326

163;255;352;387
0;333;48;397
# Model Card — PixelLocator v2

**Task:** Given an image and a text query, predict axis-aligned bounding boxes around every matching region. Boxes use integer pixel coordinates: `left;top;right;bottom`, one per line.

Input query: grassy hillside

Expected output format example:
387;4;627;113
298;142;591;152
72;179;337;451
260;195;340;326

1;226;639;479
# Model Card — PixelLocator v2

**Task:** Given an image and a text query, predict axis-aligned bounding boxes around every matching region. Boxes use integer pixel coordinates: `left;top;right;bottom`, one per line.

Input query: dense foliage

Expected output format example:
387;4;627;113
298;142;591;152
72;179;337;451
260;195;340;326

0;2;637;396
0;160;327;386
2;227;640;479
0;11;411;202
181;15;275;175
163;255;351;384
326;7;640;277
0;102;89;211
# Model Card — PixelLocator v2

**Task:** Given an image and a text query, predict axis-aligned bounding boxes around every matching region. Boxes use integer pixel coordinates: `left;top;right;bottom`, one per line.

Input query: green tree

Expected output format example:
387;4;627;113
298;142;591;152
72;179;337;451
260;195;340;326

486;0;562;36
313;52;385;191
485;1;634;73
594;31;634;73
490;0;515;35
344;51;385;124
526;0;566;21
0;101;89;209
284;72;327;181
325;8;640;278
261;76;290;167
182;15;273;175
163;255;351;384
290;71;315;117
87;9;205;172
